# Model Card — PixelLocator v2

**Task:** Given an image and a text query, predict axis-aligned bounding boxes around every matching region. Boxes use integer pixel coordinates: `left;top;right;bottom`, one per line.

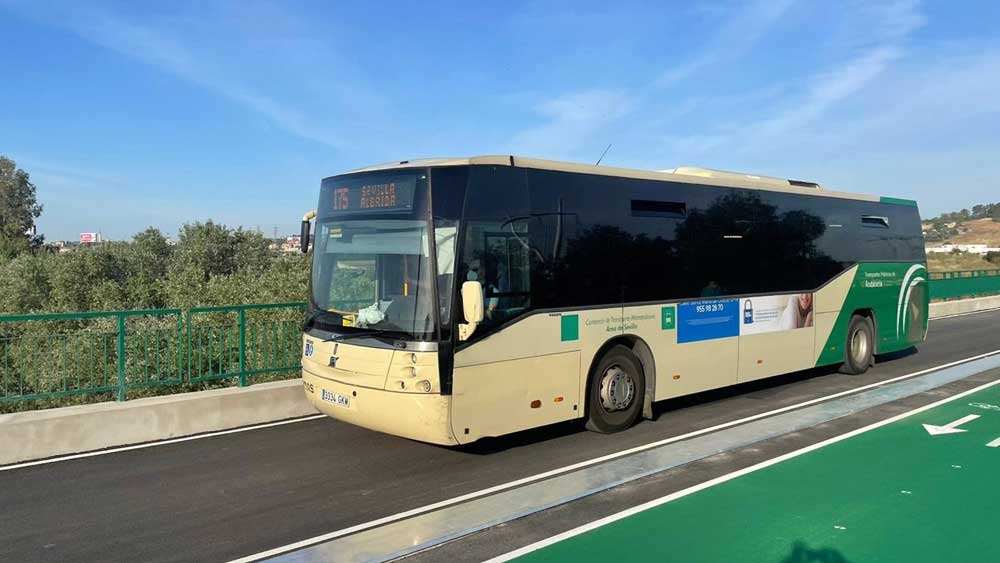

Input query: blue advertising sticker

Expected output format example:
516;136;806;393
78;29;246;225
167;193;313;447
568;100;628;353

677;299;740;344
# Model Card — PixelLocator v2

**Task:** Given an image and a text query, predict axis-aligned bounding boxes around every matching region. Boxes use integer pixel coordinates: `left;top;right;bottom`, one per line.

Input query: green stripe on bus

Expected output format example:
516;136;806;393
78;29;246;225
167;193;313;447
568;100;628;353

879;196;918;207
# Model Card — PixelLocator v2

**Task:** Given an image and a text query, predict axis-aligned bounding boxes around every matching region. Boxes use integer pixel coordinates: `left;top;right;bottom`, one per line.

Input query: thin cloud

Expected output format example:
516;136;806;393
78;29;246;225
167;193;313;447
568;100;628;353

664;0;927;159
656;0;797;86
509;0;796;160
3;1;345;149
510;90;634;160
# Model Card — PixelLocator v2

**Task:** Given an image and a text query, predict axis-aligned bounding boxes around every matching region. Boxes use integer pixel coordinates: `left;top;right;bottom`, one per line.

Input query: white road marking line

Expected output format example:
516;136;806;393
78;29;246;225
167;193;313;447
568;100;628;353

930;307;1000;321
922;414;979;435
988;437;1000;448
0;414;327;472
229;349;1000;563
486;376;1000;563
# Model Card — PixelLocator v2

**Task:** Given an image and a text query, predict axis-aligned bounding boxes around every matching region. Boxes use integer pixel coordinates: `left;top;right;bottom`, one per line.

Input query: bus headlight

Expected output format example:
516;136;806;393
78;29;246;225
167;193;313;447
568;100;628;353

416;380;432;393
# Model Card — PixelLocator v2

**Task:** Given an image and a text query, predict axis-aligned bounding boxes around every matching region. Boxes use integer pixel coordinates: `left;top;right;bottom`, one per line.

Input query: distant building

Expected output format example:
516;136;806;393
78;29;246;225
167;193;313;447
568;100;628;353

47;240;77;253
926;244;1000;255
281;235;302;253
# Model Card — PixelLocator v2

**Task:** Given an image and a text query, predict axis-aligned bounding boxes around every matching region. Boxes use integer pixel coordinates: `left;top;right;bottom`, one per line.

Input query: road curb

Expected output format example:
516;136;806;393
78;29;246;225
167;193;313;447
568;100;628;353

0;379;317;466
930;295;1000;319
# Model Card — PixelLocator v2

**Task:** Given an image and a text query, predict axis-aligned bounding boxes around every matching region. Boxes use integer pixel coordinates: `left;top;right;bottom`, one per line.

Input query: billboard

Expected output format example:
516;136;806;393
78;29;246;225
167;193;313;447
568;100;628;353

677;299;740;343
740;294;814;335
80;232;98;244
674;293;815;343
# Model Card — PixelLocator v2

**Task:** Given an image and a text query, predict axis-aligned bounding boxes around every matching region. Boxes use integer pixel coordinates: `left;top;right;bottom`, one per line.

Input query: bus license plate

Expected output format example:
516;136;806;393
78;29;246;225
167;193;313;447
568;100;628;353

321;389;350;408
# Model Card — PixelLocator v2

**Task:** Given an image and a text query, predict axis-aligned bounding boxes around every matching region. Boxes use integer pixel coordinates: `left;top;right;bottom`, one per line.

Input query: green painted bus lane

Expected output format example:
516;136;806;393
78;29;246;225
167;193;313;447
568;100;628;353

506;382;1000;563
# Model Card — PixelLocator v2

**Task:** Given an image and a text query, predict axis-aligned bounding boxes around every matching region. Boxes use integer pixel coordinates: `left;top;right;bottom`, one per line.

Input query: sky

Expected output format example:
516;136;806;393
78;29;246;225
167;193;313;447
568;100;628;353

1;0;999;241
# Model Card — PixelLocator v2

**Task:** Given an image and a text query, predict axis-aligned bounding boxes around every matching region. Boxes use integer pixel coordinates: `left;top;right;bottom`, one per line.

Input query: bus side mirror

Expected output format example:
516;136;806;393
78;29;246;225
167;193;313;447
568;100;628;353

300;210;316;254
300;220;311;254
458;280;484;341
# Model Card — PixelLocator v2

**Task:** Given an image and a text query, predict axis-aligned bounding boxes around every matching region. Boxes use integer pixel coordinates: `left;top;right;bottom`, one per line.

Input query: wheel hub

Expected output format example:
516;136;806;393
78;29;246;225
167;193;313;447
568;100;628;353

852;329;869;365
599;365;635;412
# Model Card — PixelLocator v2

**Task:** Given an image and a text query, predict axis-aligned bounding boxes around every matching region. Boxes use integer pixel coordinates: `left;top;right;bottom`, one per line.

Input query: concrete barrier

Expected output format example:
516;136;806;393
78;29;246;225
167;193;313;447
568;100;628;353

0;379;317;466
2;295;998;466
930;295;1000;319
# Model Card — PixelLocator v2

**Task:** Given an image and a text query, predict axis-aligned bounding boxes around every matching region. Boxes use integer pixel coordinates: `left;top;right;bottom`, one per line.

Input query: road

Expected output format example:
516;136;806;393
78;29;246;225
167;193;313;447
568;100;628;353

1;310;999;562
493;377;1000;563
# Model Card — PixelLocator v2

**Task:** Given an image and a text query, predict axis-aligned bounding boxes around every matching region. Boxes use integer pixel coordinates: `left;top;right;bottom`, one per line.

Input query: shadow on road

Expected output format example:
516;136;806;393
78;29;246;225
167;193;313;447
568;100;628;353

780;540;854;563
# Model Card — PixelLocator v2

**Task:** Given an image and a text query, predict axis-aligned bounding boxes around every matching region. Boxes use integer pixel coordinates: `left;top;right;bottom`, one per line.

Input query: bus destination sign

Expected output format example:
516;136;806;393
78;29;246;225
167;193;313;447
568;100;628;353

329;177;416;214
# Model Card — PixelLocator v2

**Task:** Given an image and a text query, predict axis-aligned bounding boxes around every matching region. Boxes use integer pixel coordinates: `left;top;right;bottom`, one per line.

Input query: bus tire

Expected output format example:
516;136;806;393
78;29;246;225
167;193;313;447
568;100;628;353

840;315;874;375
585;345;645;434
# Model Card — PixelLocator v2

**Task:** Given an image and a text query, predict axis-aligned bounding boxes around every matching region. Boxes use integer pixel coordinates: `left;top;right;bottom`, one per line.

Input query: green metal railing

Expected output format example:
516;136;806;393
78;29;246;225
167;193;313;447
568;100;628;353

0;303;306;405
928;269;1000;301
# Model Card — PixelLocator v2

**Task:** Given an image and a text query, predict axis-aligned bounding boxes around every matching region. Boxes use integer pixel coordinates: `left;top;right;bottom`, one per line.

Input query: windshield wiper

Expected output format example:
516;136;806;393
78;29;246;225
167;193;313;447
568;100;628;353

323;330;381;343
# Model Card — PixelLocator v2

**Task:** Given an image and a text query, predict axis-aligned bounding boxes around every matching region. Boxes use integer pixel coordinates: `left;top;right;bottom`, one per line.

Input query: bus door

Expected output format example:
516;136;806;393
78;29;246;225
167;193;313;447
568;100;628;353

450;166;580;442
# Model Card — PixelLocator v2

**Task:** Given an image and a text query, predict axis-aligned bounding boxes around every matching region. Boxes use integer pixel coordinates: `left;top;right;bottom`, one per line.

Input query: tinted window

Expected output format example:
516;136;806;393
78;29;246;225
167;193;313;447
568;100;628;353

459;166;925;337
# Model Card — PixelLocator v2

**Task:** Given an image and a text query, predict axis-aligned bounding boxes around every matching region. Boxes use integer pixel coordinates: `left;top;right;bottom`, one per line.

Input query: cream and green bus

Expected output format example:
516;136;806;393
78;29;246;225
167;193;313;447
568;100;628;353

298;156;928;445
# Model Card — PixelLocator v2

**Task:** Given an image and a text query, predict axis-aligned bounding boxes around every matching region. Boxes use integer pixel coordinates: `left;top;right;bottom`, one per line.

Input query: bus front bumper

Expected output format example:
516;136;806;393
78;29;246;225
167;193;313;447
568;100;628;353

302;368;459;446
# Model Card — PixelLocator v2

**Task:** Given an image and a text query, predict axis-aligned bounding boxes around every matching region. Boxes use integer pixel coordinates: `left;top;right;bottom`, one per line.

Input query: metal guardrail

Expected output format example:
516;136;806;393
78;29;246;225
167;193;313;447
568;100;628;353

928;269;1000;300
0;303;306;405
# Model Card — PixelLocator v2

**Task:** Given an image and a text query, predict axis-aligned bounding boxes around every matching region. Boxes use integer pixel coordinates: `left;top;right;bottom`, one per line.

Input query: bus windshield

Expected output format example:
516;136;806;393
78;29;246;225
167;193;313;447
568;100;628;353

310;218;453;339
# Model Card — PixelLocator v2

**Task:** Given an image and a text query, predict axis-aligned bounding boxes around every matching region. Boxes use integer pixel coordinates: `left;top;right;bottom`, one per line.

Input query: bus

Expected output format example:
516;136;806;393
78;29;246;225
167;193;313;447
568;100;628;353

298;156;928;445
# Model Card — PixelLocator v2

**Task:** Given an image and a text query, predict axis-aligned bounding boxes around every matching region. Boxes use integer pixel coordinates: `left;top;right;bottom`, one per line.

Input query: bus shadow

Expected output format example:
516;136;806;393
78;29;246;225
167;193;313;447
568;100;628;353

455;420;584;455
779;540;854;563
875;345;919;363
458;346;921;454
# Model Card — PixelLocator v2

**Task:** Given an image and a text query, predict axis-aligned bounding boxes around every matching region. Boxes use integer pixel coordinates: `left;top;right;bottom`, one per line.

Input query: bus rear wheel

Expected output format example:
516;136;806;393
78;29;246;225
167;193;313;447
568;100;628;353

840;315;874;375
585;345;645;434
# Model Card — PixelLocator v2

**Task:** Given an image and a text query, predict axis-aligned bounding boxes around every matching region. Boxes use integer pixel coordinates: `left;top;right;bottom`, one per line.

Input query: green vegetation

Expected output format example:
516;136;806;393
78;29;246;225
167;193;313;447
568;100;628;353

0;223;309;315
0;224;311;412
928;203;1000;224
927;252;997;273
0;156;43;259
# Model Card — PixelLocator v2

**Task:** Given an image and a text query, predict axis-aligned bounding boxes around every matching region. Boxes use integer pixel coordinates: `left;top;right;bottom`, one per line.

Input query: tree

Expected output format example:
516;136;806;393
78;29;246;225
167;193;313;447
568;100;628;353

0;156;43;259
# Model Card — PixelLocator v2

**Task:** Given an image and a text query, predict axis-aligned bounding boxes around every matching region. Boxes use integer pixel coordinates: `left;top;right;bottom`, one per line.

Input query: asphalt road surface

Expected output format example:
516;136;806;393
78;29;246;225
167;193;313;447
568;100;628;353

2;310;999;563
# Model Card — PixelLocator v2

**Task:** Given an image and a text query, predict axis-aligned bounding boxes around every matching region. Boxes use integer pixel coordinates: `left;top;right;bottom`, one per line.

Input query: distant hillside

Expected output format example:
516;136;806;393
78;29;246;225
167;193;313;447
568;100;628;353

944;218;1000;246
923;203;1000;243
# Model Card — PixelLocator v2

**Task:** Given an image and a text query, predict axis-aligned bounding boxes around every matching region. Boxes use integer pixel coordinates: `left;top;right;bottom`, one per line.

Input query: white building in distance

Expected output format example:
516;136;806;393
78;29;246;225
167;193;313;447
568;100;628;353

926;243;1000;255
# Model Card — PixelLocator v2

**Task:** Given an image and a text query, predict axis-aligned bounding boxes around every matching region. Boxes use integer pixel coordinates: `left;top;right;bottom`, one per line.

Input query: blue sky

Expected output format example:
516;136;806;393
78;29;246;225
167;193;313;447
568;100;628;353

1;0;999;241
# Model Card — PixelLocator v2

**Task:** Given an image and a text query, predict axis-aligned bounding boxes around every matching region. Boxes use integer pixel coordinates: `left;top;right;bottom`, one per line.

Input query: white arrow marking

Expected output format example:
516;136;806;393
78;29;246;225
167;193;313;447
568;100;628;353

922;414;980;436
988;437;1000;448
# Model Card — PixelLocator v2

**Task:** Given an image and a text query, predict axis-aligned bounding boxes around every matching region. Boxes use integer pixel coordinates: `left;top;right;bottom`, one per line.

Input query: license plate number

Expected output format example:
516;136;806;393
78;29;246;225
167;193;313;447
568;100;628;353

321;389;350;408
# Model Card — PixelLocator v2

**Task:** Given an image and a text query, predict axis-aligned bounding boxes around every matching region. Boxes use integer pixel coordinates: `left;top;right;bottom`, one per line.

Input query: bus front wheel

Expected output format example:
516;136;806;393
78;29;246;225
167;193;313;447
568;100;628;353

840;315;875;375
585;345;645;434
